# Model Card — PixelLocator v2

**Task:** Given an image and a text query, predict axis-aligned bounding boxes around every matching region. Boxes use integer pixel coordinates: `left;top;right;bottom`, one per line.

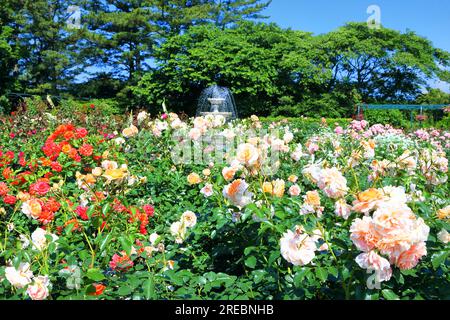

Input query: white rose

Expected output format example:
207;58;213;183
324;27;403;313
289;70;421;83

5;262;33;289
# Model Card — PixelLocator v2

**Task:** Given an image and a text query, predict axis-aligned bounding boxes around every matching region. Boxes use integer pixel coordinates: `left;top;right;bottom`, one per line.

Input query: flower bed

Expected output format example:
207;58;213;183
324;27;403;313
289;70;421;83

0;109;449;300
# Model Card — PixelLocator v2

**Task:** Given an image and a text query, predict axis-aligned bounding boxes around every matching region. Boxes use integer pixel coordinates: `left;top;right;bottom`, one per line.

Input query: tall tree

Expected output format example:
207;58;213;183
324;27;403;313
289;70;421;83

0;0;23;96
132;22;323;116
212;0;271;29
316;22;450;103
79;0;157;82
17;0;80;94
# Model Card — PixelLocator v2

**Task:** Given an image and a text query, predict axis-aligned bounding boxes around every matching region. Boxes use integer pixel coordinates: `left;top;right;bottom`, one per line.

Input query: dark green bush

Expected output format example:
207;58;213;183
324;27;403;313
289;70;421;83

363;109;409;128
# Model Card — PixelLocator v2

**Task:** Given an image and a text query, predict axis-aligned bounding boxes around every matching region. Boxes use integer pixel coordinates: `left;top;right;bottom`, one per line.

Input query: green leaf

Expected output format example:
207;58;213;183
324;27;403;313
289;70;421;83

86;268;105;282
315;267;328;282
144;277;156;300
431;250;449;269
98;233;112;252
382;289;400;300
328;266;339;278
102;203;110;216
245;256;257;269
119;236;133;255
117;286;132;296
87;205;96;219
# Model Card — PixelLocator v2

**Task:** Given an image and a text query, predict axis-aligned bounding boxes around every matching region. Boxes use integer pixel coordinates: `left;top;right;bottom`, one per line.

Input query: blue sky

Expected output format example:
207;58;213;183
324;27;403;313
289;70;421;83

262;0;450;92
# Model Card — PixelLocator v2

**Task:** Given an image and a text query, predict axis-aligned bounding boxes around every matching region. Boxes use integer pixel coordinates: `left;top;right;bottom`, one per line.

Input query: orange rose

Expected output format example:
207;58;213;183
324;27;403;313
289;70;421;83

222;167;237;181
352;188;384;213
61;144;72;154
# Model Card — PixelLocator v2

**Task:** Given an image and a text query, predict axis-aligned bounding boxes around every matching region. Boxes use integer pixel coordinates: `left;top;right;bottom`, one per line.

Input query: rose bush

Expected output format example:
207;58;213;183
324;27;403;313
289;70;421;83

0;107;449;300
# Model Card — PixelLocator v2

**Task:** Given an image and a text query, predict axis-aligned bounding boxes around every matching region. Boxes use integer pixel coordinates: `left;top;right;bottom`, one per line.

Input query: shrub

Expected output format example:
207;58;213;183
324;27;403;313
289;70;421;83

363;109;409;128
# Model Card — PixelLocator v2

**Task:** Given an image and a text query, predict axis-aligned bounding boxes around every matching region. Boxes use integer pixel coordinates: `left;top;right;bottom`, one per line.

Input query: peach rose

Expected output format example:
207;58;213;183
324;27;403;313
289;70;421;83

92;167;103;177
200;183;214;197
103;168;128;182
170;221;186;244
350;216;378;252
236;143;259;167
317;167;348;199
335;199;352;220
280;227;317;266
272;179;285;198
26;275;50;300
352;188;385;214
305;191;321;207
222;166;237;181
289;185;301;197
21;199;43;219
355;251;392;282
437;229;450;244
181;211;197;228
262;182;273;194
122;125;139;138
223;179;253;208
187;173;202;185
393;242;427;270
437;205;450;220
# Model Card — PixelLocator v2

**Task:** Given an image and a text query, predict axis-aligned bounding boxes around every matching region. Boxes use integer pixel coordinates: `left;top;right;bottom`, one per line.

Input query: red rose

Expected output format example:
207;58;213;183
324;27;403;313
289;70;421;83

64;131;75;140
75;206;89;220
143;205;155;217
30;181;50;196
3;195;16;205
38;210;55;225
2;168;12;180
44;198;61;213
75;128;88;139
79;144;93;157
51;161;62;172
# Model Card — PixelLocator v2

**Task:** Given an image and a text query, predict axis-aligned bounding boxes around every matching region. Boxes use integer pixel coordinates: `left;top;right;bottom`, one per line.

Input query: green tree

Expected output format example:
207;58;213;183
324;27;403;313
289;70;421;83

79;0;157;82
132;22;324;116
416;88;450;105
16;0;81;94
211;0;271;29
317;22;450;103
0;0;23;95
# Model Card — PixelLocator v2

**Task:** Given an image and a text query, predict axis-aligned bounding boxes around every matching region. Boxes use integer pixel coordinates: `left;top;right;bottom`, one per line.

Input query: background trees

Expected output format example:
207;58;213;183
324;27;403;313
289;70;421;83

0;1;449;117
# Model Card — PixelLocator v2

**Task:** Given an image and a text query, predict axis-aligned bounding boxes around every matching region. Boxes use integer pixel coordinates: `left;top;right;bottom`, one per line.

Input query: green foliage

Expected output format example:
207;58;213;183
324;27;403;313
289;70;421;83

363;109;409;128
134;21;450;118
1;1;449;118
133;22;325;117
416;89;450;105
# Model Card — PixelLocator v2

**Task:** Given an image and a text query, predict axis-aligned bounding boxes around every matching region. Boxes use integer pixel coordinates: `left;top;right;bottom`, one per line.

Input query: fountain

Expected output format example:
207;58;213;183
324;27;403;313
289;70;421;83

196;85;238;121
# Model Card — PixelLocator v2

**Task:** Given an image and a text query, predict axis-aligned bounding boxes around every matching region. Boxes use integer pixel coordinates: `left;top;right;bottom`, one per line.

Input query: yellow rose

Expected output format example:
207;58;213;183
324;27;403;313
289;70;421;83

187;173;202;185
437;205;450;220
305;191;321;206
104;168;128;181
272;179;285;198
262;182;273;194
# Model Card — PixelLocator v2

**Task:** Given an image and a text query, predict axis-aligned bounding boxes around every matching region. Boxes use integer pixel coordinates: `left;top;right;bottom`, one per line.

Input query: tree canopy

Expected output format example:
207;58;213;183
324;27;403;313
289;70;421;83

0;1;449;117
